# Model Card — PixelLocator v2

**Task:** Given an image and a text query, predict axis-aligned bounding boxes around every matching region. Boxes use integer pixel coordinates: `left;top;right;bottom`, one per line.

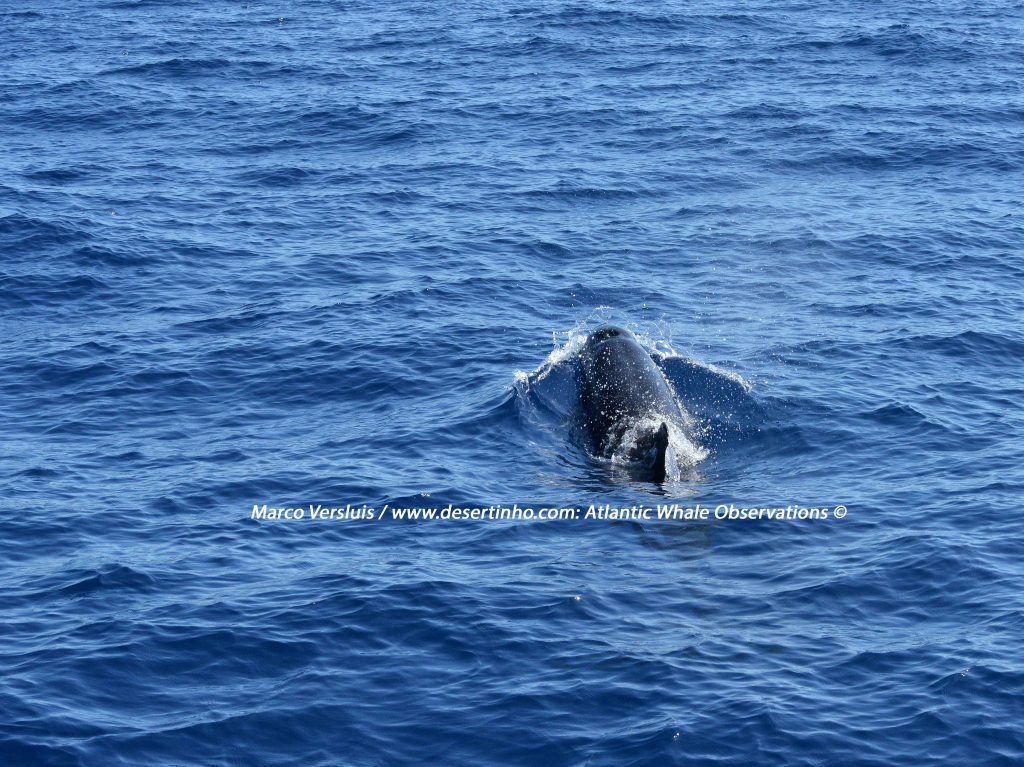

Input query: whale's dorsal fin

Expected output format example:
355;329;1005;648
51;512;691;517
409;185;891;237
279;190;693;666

651;422;670;482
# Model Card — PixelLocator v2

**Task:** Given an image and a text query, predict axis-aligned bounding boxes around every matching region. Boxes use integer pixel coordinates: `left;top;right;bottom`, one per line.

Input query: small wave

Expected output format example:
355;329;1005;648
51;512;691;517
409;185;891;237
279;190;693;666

861;402;954;437
726;103;804;121
20;166;101;184
900;330;1024;365
232;166;323;188
98;0;185;7
0;213;88;248
0;273;111;308
101;57;235;78
241;106;424;149
515;183;649;202
517;7;689;32
55;565;157;597
780;24;971;63
68;244;151;267
773;140;1024;173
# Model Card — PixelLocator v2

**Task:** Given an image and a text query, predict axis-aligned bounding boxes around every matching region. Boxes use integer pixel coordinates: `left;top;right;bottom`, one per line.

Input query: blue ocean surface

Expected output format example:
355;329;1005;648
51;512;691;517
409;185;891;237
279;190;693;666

2;1;1023;765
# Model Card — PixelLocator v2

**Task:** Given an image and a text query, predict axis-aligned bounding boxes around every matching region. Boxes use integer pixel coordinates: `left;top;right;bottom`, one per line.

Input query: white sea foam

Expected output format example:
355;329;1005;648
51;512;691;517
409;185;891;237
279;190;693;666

610;413;709;471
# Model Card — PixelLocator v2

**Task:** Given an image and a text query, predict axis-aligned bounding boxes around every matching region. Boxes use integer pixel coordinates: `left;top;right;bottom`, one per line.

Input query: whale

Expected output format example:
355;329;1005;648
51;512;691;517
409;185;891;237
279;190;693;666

578;326;686;481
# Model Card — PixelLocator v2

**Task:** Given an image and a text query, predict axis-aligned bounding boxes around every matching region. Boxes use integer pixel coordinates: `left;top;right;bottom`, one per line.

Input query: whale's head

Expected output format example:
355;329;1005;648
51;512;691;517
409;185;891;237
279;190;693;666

584;325;636;347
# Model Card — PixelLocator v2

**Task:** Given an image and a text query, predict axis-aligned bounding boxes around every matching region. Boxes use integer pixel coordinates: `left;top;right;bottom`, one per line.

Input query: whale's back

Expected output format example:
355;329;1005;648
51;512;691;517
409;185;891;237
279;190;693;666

578;327;683;458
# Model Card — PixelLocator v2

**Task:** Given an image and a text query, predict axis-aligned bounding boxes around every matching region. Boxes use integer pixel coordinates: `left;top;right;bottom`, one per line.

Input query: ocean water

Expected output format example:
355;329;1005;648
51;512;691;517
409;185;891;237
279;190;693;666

2;1;1023;765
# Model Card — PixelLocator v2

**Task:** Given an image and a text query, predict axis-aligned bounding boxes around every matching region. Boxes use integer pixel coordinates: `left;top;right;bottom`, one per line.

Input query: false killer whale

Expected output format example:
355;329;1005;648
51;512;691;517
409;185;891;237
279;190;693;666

578;326;686;481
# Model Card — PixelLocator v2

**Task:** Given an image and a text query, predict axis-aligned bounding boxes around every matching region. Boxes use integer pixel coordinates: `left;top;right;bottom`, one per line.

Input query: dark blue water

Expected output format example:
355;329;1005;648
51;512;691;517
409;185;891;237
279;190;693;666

3;1;1024;765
